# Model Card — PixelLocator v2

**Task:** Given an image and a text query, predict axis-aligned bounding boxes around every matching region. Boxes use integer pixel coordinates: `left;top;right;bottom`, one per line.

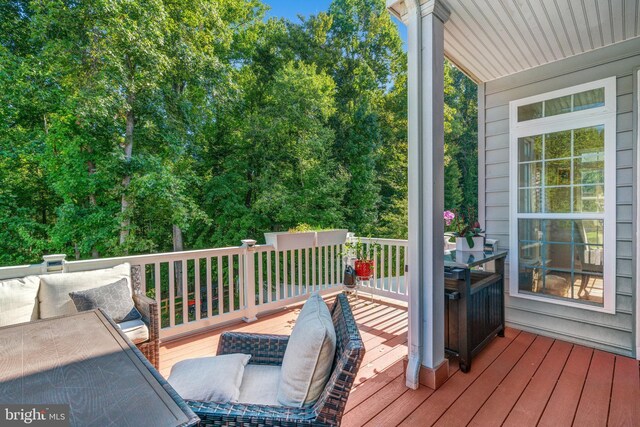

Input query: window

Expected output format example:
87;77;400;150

509;77;616;313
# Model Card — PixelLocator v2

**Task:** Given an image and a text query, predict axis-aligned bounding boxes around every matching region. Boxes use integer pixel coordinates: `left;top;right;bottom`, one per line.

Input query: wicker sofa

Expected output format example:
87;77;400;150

188;293;365;427
0;263;160;370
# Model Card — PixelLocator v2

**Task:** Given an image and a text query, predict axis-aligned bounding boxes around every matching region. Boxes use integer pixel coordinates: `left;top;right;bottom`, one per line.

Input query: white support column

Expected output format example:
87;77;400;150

241;239;258;323
389;0;449;389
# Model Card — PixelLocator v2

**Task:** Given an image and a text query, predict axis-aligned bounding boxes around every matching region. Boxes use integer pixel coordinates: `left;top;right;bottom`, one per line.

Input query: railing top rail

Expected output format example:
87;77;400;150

353;237;408;245
67;246;245;268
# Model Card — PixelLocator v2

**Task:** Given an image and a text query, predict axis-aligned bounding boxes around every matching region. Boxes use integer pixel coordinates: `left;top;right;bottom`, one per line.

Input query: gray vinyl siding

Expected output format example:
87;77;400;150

482;37;638;357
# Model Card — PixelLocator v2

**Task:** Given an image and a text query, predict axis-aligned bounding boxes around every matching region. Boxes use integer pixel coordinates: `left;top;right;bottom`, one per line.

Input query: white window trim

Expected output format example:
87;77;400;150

508;76;617;314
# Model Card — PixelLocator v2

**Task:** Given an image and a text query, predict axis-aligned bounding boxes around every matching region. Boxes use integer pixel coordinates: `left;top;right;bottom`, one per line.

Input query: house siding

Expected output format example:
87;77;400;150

482;37;639;357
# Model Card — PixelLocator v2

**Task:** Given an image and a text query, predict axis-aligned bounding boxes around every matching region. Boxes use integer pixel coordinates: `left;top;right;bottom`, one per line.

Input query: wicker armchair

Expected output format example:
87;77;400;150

130;265;160;370
189;293;365;427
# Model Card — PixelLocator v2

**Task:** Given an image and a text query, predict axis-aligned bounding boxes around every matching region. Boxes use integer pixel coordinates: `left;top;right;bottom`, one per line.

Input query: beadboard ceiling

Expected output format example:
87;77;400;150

388;0;640;82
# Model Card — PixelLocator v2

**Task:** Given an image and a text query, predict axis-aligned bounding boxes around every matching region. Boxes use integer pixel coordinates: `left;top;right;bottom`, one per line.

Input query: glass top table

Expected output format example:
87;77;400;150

444;249;509;269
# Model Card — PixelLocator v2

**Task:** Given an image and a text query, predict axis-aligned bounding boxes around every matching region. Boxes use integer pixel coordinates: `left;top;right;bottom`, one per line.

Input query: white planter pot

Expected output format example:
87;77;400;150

264;232;316;251
316;229;348;247
455;236;484;252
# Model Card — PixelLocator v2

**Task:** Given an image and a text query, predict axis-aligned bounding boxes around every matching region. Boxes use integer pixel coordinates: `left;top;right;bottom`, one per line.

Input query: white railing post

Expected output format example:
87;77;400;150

42;254;67;274
241;239;258;323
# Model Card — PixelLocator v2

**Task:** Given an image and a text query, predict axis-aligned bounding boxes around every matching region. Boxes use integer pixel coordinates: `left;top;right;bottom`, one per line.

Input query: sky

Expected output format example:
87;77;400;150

262;0;408;49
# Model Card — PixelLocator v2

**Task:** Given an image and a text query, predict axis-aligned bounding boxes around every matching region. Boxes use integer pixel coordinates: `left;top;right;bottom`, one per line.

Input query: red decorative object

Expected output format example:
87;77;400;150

355;260;374;279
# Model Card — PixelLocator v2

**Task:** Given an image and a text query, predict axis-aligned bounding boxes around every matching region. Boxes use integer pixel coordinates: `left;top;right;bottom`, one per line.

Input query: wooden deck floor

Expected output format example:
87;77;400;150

159;296;640;427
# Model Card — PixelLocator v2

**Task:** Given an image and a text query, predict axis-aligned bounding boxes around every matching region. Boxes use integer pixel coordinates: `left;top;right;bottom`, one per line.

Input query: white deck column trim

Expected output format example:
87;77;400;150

636;69;640;360
399;0;449;389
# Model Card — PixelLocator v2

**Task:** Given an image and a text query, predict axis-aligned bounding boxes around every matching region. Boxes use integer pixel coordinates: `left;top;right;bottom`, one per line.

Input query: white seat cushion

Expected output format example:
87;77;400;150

38;263;132;319
277;293;336;407
117;319;149;344
238;364;281;406
168;354;251;403
0;276;40;327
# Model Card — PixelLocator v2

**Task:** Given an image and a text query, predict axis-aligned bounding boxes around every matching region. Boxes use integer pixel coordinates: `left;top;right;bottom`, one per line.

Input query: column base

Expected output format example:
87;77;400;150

403;357;449;390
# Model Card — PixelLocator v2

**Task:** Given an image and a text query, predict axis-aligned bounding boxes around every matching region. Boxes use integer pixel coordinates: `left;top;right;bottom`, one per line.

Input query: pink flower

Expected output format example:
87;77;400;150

443;210;455;226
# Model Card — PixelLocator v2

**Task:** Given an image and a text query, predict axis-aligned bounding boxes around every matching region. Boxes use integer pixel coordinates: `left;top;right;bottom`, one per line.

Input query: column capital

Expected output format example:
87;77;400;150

387;0;451;24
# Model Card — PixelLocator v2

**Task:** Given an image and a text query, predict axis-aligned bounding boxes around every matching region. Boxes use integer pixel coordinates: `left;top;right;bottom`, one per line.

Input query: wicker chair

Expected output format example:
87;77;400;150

130;265;160;370
189;293;365;427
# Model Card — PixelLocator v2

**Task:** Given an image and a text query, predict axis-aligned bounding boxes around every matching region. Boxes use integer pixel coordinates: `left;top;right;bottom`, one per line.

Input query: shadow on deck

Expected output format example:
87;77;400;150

159;295;639;427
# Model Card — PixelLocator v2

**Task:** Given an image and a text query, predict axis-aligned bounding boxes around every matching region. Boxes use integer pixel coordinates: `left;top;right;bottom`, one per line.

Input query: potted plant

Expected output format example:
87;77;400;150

343;238;381;279
445;209;484;252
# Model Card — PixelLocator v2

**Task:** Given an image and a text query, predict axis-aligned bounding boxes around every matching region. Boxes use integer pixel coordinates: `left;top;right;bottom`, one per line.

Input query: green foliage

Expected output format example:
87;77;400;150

0;0;478;265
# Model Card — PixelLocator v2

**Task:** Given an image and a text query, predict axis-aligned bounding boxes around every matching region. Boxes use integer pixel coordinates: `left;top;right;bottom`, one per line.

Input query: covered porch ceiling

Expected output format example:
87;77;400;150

388;0;640;83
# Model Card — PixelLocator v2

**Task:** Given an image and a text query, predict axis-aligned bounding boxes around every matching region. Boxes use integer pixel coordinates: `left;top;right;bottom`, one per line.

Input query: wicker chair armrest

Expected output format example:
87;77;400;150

217;332;289;365
133;294;160;342
187;400;317;426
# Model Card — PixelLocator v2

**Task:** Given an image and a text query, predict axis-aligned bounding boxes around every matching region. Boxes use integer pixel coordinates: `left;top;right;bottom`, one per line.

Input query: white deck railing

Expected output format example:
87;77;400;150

0;235;409;340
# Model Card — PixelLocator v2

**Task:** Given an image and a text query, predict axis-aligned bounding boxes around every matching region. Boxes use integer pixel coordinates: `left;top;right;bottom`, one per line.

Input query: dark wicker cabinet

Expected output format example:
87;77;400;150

444;250;508;373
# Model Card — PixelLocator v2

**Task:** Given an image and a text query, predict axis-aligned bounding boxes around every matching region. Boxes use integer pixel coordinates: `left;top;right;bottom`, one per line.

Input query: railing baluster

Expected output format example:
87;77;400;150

206;257;212;318
395;246;401;294
140;265;147;294
217;256;223;315
312;246;316;292
154;262;161;322
373;245;378;290
182;260;188;323
324;246;328;289
266;250;272;303
228;255;234;312
388;245;393;292
195;259;201;321
238;253;245;309
258;251;263;305
283;251;289;298
297;249;302;296
275;251;280;301
168;261;175;327
378;245;387;289
304;248;311;294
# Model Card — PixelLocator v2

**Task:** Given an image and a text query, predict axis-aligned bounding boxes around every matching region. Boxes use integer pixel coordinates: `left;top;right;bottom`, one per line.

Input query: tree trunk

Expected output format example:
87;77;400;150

87;157;100;258
119;107;134;246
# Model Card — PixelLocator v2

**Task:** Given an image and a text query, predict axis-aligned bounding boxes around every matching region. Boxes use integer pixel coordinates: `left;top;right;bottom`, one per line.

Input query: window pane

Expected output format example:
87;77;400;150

519;188;541;213
545;130;571;159
574;88;604;111
544;219;573;243
545;187;571;212
574;185;604;213
545;159;571;186
545;95;572;117
518;219;543;242
574;158;604;185
575;220;604;245
519;162;542;187
574;125;604;156
518;102;543;122
517;219;605;304
518;135;543;161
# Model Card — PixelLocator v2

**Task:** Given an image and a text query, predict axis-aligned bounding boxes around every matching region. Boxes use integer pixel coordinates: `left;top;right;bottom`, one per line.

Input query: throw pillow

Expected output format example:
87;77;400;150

0;276;40;327
69;278;141;323
38;263;132;318
168;354;252;403
277;293;337;407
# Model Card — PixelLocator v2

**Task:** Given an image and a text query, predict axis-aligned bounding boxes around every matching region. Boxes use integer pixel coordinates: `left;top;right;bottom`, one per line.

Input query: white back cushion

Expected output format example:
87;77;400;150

0;276;40;327
38;263;131;319
277;293;336;407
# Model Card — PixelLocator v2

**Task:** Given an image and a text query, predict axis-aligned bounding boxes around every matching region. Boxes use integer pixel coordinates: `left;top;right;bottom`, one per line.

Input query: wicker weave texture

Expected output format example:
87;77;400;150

131;265;160;370
189;293;365;427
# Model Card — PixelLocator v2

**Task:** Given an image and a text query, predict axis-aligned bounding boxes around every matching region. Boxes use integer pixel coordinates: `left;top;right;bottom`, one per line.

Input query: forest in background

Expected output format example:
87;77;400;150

0;0;477;265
